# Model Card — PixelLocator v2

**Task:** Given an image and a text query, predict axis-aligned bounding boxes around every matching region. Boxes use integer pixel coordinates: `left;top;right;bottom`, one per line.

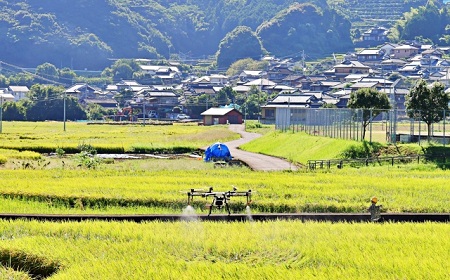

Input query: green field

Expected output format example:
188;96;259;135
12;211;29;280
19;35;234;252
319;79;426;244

0;121;449;279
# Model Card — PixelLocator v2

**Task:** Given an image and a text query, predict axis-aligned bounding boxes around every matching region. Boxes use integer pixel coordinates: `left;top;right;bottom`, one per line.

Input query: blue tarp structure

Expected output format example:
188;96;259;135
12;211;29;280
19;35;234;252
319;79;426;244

204;142;232;162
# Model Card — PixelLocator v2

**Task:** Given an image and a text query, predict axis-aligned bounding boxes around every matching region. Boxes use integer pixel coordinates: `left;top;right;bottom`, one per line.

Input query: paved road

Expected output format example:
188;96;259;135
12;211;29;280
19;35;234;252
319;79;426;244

224;124;298;171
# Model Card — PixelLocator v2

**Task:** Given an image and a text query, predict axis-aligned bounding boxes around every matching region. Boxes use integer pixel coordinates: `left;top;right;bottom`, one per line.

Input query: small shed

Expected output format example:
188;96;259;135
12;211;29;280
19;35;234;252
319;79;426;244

201;108;243;125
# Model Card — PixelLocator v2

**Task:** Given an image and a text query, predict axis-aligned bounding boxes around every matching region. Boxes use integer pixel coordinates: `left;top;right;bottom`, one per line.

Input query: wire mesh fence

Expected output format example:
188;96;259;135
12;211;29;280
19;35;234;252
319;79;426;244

274;108;450;145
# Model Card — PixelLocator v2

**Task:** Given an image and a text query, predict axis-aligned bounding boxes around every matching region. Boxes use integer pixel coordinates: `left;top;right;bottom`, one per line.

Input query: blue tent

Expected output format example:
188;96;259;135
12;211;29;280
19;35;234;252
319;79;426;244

204;142;232;162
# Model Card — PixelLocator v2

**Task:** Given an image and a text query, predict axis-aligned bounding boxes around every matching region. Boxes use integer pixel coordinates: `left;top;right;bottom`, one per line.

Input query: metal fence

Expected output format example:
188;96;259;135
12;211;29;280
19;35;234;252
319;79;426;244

275;108;450;145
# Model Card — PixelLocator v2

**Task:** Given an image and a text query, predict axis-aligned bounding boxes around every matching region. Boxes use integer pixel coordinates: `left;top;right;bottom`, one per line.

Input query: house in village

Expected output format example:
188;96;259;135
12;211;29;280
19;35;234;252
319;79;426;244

66;83;101;99
356;49;384;62
324;60;371;80
392;45;419;59
282;74;305;88
201;107;243;125
0;90;15;104
7;86;29;101
362;26;390;42
239;70;267;82
379;43;400;58
260;94;322;124
129;87;179;118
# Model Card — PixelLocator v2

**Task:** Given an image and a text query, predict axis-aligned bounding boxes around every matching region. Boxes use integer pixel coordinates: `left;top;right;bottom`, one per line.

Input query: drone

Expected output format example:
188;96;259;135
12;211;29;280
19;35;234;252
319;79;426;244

186;187;252;216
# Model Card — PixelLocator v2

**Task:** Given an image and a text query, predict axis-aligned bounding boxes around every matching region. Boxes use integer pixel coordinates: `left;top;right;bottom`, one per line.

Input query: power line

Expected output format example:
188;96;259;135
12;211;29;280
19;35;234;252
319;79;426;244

0;60;69;86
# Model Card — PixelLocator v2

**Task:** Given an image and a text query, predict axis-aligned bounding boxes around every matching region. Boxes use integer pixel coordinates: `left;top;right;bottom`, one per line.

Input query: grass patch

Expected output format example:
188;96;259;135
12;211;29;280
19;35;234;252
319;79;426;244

240;131;357;164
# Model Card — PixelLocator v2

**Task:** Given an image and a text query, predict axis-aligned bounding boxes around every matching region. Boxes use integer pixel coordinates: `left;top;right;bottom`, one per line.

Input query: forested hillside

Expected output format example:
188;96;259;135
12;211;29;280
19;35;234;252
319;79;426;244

0;0;439;70
0;0;348;70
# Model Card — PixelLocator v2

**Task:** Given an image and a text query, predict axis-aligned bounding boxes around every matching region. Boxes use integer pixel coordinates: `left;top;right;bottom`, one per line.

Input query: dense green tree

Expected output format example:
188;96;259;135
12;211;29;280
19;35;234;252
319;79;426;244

59;68;77;85
84;103;107;120
391;0;447;43
347;88;391;140
226;58;268;76
1;101;26;121
216;86;237;105
35;63;58;81
114;89;135;108
8;73;34;87
256;2;352;58
216;26;265;69
21;84;85;121
405;80;448;140
240;85;269;119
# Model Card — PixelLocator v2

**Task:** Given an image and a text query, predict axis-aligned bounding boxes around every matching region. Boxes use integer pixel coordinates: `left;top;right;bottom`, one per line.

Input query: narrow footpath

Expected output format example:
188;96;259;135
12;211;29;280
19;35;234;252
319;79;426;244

224;124;298;171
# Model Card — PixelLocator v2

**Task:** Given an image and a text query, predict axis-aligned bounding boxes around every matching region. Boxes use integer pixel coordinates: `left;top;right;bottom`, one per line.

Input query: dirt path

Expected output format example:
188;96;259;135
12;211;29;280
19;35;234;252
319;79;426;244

224;124;298;171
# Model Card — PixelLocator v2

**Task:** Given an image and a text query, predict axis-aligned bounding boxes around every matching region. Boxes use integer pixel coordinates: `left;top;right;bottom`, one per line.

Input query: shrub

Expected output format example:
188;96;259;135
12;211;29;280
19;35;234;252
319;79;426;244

0;155;7;165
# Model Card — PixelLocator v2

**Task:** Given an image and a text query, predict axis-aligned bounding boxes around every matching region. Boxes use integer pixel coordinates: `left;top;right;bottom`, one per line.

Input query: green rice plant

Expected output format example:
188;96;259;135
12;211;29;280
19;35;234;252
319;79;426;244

0;155;6;165
0;220;448;279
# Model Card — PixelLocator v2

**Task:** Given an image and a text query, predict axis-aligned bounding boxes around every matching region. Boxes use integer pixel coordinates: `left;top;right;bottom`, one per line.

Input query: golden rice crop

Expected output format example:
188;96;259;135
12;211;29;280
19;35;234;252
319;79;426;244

0;165;448;214
0;220;448;279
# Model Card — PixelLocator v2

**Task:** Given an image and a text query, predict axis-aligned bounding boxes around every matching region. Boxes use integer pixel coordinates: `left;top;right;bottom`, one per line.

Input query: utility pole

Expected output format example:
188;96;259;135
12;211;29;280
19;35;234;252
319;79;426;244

63;92;66;132
0;94;3;133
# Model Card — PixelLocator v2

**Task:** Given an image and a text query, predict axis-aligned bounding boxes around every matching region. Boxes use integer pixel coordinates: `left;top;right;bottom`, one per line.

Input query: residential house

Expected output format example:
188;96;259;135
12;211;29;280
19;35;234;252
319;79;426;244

201;107;243;125
362;26;389;42
261;94;322;124
232;85;251;95
138;65;181;84
324;60;371;80
349;81;379;92
65;83;101;100
264;85;296;95
282;74;305;88
380;59;407;72
421;48;443;58
131;88;179;118
239;70;267;82
0;90;15;103
398;64;422;77
7;86;29;101
243;78;276;91
300;75;327;90
190;74;228;85
392;45;419;59
267;66;294;83
379;43;400;58
357;49;383;62
310;80;341;92
116;80;148;92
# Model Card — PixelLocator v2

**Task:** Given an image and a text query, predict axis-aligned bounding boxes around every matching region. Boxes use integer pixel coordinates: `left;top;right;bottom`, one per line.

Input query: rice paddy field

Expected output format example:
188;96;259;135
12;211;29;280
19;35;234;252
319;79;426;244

0;121;239;153
1;221;449;279
0;121;449;279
